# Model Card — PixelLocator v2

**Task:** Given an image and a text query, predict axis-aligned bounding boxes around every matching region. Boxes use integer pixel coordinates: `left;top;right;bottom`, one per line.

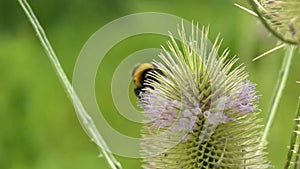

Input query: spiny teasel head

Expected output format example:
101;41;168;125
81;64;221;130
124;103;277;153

249;0;300;44
138;25;270;169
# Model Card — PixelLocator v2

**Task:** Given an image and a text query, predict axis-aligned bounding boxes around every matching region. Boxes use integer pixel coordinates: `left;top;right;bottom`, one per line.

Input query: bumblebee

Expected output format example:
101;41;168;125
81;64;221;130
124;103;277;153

132;63;163;97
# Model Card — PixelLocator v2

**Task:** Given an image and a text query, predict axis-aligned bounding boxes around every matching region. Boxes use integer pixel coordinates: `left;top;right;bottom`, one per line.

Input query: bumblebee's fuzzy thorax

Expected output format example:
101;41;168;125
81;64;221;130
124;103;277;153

132;63;155;87
132;63;163;97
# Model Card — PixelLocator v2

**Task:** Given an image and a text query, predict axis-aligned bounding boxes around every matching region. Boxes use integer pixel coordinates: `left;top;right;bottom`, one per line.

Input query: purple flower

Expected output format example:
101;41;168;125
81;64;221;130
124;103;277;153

140;90;181;129
225;80;260;114
203;111;235;125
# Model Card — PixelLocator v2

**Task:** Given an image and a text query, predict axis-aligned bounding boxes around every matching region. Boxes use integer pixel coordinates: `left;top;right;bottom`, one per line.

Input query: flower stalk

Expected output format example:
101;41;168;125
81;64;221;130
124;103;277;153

284;94;300;169
261;45;296;145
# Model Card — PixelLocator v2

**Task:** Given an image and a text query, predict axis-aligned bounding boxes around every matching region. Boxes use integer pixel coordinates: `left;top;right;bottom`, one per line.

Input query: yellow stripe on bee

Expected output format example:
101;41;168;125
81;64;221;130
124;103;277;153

132;63;155;87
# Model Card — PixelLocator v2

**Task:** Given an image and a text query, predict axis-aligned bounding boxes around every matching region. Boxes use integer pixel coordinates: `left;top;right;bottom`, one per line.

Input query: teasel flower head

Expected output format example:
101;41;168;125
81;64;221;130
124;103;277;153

249;0;300;44
139;25;270;168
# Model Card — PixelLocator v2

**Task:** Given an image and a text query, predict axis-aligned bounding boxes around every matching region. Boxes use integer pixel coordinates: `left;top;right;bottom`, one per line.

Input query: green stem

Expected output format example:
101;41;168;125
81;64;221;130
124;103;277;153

293;102;300;169
261;45;296;145
284;97;300;169
18;0;122;169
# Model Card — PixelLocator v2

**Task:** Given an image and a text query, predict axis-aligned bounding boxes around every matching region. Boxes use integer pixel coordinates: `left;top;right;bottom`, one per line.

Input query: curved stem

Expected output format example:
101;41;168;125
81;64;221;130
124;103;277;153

284;97;300;169
18;0;122;169
261;45;296;145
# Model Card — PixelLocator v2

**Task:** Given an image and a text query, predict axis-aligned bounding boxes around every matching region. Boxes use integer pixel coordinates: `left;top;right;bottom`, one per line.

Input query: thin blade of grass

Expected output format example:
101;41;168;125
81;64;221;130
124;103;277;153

18;0;122;169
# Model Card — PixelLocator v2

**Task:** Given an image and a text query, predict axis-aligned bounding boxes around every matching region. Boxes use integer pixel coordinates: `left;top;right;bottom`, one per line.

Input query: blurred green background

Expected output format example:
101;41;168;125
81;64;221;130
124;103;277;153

1;0;299;169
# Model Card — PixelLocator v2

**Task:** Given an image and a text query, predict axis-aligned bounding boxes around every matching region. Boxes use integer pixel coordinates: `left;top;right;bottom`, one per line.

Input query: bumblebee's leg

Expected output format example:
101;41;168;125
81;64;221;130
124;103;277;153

134;87;143;98
154;68;163;76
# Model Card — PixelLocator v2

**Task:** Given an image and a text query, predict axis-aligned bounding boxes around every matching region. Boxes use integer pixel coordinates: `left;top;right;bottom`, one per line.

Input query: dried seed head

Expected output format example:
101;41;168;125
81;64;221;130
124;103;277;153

251;0;300;44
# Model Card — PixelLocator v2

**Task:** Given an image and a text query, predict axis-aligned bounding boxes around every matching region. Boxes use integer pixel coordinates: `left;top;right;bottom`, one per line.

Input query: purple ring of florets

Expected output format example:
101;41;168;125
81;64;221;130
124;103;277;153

140;80;259;142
